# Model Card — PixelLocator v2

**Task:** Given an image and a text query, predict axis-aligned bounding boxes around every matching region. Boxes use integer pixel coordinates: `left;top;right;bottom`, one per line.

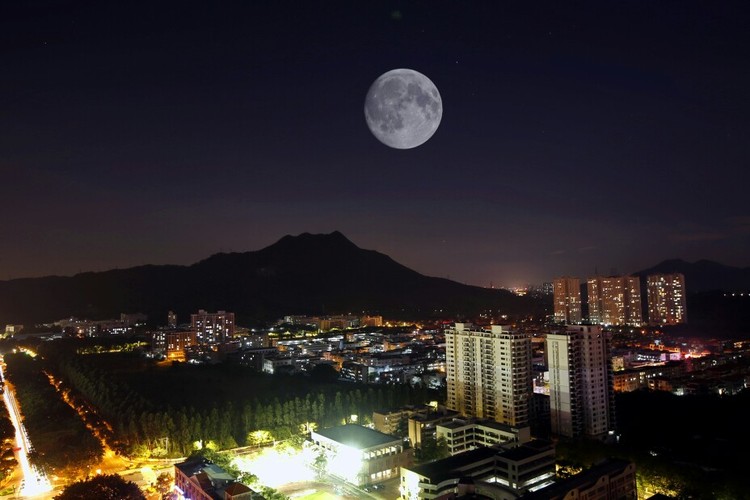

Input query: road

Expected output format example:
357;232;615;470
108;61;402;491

0;359;53;498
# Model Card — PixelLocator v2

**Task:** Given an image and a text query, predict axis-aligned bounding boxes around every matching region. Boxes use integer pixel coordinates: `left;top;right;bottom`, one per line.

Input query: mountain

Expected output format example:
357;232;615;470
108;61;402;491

0;231;546;325
634;259;750;293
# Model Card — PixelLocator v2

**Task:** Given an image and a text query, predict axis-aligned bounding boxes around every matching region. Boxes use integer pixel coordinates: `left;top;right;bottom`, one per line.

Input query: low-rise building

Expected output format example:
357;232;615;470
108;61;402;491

262;355;294;374
522;458;636;500
436;418;531;456
400;440;555;500
152;330;198;361
307;424;412;486
174;458;258;500
408;407;460;449
373;407;418;436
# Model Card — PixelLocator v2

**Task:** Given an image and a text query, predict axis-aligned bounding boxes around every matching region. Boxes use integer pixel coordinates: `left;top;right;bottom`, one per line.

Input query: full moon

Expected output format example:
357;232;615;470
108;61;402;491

364;68;443;149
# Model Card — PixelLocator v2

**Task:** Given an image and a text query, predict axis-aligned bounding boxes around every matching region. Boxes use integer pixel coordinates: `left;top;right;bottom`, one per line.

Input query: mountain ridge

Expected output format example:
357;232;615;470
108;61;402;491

634;258;750;293
0;232;544;325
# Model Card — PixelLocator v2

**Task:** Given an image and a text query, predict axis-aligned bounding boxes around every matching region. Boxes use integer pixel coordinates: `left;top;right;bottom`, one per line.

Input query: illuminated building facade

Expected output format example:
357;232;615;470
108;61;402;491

361;315;383;327
191;309;235;344
152;330;197;360
399;440;555;500
166;331;197;361
167;310;177;328
435;418;531;455
174;458;256;500
553;277;582;324
647;273;687;325
587;276;642;326
547;326;615;440
446;323;532;427
308;424;411;486
524;458;637;500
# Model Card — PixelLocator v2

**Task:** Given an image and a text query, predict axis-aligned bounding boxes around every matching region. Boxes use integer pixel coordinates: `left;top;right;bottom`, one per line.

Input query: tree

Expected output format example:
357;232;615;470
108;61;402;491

154;472;175;500
417;435;449;463
0;414;15;442
309;364;339;383
54;474;145;499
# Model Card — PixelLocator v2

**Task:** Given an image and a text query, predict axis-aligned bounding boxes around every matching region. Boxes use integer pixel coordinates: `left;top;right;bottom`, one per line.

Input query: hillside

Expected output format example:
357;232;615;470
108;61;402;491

0;232;546;325
634;259;750;293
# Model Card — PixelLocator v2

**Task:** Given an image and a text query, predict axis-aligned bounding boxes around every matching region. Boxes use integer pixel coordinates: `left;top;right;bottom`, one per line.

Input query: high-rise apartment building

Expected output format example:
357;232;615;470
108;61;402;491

553;277;582;324
587;276;642;326
190;309;235;344
647;274;687;326
167;310;177;328
445;323;532;427
547;325;615;439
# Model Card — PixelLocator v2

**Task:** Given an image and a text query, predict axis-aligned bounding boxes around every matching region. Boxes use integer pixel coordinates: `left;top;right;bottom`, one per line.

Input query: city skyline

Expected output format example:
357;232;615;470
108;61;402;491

2;1;749;287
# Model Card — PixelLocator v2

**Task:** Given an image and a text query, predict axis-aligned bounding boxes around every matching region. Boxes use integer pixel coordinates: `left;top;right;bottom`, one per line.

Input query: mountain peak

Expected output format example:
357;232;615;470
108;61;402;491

270;231;358;251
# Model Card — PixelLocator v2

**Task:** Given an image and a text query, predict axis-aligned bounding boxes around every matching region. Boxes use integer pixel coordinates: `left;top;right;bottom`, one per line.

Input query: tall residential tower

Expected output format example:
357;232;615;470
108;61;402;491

587;276;642;326
647;274;687;326
553;277;582;324
547;325;615;440
190;309;235;344
445;323;532;427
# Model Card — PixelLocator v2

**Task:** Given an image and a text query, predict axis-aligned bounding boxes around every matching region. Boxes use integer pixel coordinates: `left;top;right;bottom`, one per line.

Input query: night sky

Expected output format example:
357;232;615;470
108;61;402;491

2;1;749;287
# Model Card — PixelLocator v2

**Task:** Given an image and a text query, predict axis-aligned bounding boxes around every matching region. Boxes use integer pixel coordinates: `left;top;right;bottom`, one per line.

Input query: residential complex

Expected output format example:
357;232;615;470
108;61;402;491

151;330;198;361
547;325;615;439
191;309;235;344
647;273;687;325
587;276;642;326
445;323;532;427
553;277;582;324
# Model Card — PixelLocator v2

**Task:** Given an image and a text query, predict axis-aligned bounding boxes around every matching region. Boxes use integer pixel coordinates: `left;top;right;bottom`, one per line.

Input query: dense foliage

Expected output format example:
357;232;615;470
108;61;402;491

3;352;103;474
556;390;750;499
54;473;145;500
0;402;16;484
37;340;435;457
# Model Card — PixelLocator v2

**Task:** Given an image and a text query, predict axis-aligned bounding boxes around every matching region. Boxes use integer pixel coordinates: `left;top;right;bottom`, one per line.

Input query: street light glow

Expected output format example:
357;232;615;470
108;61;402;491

1;362;53;496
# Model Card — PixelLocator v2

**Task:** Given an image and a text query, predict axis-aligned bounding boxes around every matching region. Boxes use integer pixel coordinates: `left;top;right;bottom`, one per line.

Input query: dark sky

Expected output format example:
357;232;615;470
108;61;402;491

2;1;749;287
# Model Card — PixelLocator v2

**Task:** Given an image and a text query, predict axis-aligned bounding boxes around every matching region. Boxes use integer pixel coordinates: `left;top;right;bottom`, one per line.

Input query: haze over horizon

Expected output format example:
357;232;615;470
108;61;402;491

0;230;744;291
2;1;748;287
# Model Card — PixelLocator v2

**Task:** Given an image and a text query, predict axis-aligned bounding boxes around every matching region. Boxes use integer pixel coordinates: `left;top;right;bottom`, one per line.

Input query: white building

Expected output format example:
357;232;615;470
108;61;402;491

436;418;531;456
547;325;615;439
400;440;555;500
308;424;411;486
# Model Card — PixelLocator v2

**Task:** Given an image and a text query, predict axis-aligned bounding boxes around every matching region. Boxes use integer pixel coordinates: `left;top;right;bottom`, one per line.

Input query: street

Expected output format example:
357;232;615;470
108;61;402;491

0;358;53;498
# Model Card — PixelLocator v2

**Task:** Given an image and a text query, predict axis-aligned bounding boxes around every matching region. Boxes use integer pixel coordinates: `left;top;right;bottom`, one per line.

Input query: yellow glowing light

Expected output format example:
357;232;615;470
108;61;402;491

248;430;274;446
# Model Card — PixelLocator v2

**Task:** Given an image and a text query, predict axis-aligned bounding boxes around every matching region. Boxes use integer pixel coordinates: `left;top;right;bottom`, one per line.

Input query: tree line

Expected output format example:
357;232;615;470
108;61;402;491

40;344;434;458
3;352;103;474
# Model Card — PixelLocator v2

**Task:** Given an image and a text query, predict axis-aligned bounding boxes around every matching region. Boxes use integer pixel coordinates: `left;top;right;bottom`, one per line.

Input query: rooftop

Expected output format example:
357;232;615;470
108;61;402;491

314;424;400;449
438;418;518;432
407;441;554;483
523;458;634;499
498;440;553;462
409;446;499;480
